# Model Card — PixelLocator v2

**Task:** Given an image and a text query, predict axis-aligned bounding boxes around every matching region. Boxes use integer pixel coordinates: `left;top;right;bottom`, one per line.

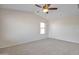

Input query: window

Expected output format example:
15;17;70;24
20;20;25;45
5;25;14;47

40;22;45;34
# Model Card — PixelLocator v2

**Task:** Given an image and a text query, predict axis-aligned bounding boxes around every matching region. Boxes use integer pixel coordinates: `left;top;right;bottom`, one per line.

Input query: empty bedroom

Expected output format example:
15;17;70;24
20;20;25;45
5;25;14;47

0;4;79;55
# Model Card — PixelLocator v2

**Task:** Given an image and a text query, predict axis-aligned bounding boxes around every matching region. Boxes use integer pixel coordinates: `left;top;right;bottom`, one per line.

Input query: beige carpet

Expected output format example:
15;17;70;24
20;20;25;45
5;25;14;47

0;38;79;55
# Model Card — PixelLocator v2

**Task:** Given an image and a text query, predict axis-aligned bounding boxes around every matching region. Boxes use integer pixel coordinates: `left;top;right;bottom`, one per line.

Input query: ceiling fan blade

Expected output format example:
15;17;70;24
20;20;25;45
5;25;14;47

35;4;42;8
48;8;58;10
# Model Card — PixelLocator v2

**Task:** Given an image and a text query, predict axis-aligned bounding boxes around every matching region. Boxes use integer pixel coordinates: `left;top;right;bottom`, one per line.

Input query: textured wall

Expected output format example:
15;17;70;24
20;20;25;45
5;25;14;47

49;16;79;43
0;9;48;48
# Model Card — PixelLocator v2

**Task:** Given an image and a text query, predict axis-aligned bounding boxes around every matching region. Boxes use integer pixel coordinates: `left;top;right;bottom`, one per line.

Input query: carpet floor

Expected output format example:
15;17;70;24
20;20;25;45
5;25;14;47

0;38;79;55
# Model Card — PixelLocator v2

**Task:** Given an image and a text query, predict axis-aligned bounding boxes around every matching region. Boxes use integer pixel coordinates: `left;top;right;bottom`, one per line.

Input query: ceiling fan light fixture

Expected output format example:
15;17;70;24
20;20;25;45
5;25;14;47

35;4;58;14
43;9;48;13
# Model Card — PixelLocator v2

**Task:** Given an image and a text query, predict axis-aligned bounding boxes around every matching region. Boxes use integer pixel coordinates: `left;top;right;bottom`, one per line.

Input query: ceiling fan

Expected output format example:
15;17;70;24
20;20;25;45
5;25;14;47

35;4;58;14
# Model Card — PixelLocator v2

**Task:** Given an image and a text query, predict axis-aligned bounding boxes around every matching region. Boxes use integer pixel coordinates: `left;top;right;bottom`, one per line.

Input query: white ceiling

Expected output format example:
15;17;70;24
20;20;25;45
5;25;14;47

0;4;79;20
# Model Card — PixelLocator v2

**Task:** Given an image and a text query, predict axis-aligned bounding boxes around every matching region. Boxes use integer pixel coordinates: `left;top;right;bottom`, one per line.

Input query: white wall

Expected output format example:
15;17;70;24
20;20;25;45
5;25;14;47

0;8;48;48
49;16;79;43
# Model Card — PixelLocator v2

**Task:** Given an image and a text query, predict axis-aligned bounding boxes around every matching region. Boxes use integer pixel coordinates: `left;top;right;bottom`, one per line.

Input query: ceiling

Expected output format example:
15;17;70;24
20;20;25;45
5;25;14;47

0;4;79;20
